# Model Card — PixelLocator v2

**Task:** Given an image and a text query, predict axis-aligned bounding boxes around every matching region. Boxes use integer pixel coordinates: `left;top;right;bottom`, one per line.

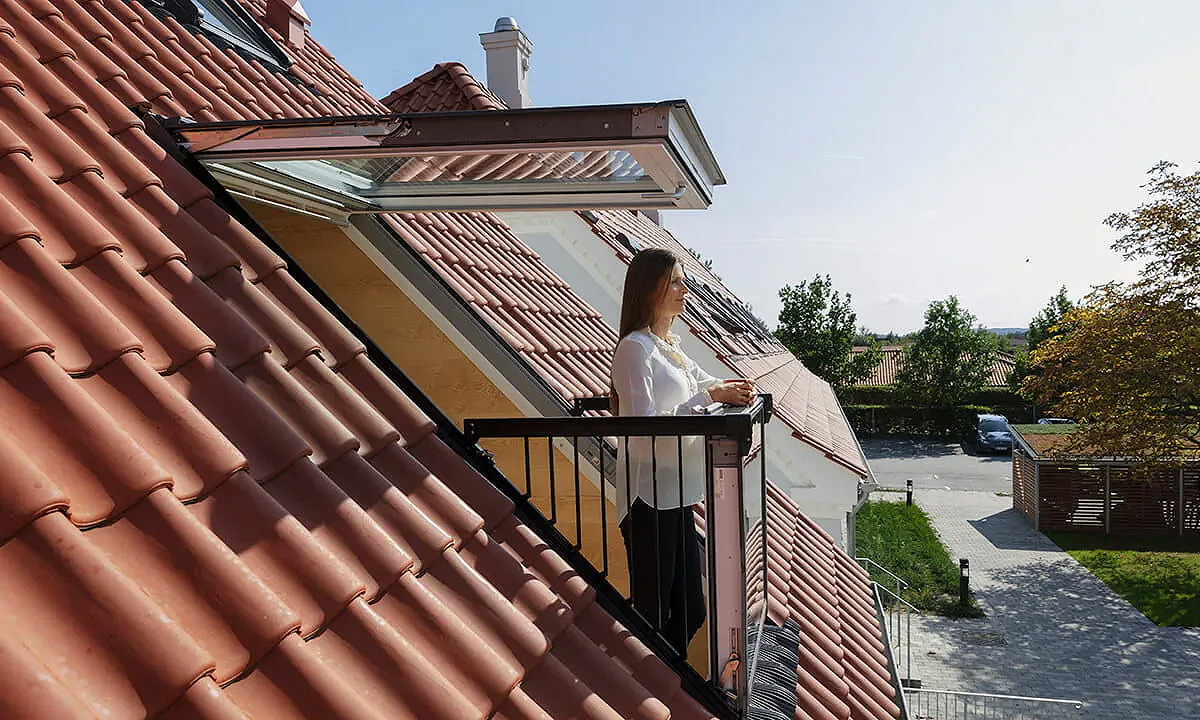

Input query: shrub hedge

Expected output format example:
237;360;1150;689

839;385;1034;437
843;403;1035;437
838;385;1026;408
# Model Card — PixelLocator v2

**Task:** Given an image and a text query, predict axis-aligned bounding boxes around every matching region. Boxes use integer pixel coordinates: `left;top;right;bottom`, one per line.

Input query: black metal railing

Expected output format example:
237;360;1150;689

465;394;772;714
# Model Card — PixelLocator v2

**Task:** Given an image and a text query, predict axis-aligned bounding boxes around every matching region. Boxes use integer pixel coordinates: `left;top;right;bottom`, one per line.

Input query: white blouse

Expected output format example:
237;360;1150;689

611;328;721;518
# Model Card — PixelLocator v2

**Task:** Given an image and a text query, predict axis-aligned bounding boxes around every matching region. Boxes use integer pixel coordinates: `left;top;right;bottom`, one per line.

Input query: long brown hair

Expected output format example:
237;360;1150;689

610;248;680;413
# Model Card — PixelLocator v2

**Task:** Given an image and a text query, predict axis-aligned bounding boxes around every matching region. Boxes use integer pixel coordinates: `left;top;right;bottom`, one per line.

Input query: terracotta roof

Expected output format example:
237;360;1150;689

580;209;869;478
382;61;506;112
0;2;721;718
851;346;1016;388
756;483;902;720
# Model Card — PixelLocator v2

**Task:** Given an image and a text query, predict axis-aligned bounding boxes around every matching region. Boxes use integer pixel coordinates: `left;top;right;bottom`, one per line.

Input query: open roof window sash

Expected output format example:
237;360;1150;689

170;102;724;213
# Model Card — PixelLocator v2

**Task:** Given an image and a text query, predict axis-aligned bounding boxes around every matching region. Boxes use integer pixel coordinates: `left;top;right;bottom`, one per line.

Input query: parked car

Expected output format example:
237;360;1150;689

976;413;1013;453
1037;417;1075;425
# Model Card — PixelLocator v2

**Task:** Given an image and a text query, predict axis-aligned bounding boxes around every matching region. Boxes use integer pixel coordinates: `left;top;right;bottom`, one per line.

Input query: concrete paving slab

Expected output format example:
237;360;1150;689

901;488;1200;720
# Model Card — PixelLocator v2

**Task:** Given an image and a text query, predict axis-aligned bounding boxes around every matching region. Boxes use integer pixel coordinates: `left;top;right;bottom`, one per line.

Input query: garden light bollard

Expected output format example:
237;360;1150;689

906;479;913;506
959;558;970;608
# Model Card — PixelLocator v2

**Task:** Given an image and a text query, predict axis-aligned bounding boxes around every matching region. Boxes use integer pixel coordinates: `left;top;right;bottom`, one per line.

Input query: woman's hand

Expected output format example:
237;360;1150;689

707;379;757;406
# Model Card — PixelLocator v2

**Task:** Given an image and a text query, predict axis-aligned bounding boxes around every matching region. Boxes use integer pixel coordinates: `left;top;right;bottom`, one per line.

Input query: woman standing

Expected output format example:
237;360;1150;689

611;248;755;653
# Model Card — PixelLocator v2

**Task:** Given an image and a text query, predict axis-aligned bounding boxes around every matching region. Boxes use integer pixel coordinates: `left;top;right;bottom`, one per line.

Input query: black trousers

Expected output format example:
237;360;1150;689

619;498;706;653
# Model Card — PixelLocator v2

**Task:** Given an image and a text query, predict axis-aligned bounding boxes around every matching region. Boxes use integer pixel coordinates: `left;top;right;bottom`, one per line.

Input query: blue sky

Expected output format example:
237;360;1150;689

298;1;1198;332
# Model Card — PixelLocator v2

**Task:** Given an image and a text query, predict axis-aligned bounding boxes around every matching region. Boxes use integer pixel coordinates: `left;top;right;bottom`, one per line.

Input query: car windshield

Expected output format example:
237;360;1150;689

980;419;1008;433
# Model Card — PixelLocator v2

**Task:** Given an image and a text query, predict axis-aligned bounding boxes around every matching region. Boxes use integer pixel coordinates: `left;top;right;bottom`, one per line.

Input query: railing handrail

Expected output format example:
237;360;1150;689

907;688;1084;708
464;394;773;714
465;395;772;455
855;556;911;590
872;581;920;613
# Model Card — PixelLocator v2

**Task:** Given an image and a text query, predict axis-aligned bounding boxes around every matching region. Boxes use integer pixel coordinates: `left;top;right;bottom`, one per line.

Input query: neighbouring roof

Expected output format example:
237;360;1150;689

580;209;870;478
381;67;619;403
0;2;717;717
381;64;895;719
1012;424;1200;461
851;346;1016;388
381;61;506;113
1011;424;1081;457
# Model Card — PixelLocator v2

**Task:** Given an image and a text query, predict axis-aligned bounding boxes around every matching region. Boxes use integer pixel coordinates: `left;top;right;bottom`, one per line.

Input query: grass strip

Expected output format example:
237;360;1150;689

856;500;984;618
1048;532;1200;626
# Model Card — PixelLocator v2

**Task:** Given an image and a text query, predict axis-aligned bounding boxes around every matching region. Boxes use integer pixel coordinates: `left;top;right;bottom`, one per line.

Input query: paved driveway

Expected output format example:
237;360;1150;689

861;437;1012;493
904;489;1200;720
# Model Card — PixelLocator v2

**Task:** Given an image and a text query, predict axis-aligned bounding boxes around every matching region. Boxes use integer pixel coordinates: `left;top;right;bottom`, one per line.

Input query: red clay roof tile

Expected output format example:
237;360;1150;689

0;2;889;718
0;285;52;370
87;487;299;683
381;62;506;114
852;345;1016;388
0;236;140;373
0;511;215;716
149;258;272;368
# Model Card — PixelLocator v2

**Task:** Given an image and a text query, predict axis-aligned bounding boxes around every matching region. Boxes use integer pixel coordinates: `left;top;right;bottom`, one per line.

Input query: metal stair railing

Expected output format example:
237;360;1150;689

905;688;1084;719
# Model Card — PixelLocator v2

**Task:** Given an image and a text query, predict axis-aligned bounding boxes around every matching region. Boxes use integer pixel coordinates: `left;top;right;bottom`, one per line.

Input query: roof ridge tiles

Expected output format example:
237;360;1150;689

381;62;505;114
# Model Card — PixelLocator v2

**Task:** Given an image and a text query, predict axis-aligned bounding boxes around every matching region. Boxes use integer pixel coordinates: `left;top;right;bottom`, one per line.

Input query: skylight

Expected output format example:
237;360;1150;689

169;101;726;213
142;0;292;69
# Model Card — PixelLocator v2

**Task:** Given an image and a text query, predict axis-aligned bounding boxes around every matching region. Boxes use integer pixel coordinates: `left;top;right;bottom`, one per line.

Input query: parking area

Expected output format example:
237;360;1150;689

861;437;1012;493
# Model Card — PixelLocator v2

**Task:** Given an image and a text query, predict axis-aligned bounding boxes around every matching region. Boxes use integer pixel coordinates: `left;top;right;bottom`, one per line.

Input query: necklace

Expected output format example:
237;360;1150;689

646;328;698;396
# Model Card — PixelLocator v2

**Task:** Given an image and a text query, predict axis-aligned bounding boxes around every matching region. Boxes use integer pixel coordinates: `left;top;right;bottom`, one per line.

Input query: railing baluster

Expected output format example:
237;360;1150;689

651;437;662;636
599;439;609;577
677;433;686;658
573;436;582;551
523;436;531;498
625;435;633;610
547;436;557;524
704;433;717;681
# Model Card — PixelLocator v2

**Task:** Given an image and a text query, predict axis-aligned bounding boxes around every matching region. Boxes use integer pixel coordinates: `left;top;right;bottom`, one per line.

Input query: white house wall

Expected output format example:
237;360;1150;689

502;211;862;545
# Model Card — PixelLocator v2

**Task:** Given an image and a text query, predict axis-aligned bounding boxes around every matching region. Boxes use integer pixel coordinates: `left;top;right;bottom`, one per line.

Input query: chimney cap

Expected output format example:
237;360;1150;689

493;17;519;32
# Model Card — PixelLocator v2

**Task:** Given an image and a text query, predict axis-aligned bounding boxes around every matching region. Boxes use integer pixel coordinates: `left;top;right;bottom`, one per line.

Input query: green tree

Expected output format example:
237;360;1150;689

1027;286;1075;353
1010;286;1075;393
896;296;997;406
1024;286;1199;459
1025;162;1200;459
775;275;881;389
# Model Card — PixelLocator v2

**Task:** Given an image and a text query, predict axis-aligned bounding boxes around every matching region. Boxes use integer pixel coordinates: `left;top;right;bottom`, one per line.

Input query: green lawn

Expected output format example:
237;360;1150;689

856;500;984;618
1047;533;1200;626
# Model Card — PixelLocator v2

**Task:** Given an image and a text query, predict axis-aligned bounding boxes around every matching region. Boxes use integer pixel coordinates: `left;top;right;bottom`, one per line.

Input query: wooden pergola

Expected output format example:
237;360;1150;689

1011;425;1200;536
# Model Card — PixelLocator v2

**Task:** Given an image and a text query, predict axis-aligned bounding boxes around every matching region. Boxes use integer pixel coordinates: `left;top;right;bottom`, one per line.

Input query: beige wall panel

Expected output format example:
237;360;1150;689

247;202;630;594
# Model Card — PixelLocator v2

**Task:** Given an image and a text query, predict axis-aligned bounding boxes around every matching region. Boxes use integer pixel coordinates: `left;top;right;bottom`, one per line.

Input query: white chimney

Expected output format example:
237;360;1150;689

479;17;533;108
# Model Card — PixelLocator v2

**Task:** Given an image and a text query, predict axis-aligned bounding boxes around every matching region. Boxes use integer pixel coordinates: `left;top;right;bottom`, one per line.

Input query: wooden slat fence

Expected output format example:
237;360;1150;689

1012;450;1037;524
1013;456;1200;536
